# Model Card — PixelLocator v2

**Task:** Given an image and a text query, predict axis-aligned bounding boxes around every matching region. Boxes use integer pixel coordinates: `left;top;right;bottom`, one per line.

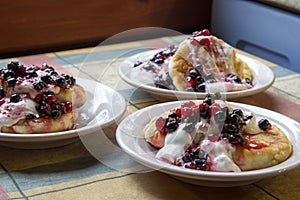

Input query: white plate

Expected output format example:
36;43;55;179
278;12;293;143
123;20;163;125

119;50;275;101
0;78;126;149
116;101;300;187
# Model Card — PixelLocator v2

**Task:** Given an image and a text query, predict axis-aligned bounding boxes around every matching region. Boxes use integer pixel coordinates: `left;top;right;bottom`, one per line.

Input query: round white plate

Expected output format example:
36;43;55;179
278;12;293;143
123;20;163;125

0;78;126;149
119;50;275;101
116;101;300;187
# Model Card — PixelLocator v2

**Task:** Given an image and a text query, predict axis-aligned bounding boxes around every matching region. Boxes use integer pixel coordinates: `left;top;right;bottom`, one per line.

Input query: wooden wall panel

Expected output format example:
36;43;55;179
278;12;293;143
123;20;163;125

0;0;212;57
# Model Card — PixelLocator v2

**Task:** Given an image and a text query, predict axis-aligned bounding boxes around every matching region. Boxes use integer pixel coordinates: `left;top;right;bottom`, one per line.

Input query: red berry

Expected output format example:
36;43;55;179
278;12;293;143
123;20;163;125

199;38;210;48
0;99;5;106
187;76;195;87
47;95;57;103
65;101;73;112
175;108;181;118
201;29;210;36
199;103;207;110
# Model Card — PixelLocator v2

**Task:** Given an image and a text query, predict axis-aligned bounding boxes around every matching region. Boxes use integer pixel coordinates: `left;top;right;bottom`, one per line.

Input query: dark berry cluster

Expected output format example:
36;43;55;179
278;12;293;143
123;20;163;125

133;45;177;68
185;65;216;92
155;95;216;135
0;61;76;122
0;61;76;91
218;108;252;145
133;46;177;89
33;90;72;120
174;144;209;171
225;73;253;86
149;45;177;65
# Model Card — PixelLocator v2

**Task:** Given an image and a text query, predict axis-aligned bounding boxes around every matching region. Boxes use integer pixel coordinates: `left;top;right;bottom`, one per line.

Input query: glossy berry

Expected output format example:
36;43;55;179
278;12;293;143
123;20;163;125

199;38;210;47
46;95;57;103
166;120;179;133
56;77;67;88
41;74;53;84
26;70;37;77
51;109;61;120
7;61;20;72
203;95;213;106
33;81;46;91
10;94;21;103
199;103;209;118
258;119;271;131
201;29;210;36
232;109;243;117
63;101;72;113
7;78;17;87
3;70;15;80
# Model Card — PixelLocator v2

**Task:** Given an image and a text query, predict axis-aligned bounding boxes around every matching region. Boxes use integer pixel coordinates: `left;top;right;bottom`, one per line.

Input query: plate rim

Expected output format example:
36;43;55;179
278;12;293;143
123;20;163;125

116;100;300;183
118;49;275;100
0;77;127;142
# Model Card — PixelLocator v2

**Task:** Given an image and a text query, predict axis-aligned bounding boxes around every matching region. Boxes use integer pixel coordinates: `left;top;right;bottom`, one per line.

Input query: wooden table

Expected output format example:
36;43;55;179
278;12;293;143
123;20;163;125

0;35;299;200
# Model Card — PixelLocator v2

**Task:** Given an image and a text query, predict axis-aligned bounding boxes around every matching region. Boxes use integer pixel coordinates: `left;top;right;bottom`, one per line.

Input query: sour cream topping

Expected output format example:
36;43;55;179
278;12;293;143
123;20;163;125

200;139;241;172
0;98;37;128
156;123;192;162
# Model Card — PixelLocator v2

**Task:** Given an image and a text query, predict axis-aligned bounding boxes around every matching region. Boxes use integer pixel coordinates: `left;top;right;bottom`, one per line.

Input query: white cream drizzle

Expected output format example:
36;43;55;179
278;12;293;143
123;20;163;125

154;100;270;172
156;123;192;162
0;98;38;128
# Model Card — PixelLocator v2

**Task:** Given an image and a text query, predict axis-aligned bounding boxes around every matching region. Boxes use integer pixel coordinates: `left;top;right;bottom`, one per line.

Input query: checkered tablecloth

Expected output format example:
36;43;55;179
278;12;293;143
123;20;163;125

0;36;299;200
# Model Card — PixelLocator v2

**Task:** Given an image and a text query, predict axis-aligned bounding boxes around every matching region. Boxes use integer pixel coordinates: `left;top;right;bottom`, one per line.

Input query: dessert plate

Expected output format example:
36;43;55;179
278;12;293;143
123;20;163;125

116;101;300;187
0;78;126;149
118;50;275;101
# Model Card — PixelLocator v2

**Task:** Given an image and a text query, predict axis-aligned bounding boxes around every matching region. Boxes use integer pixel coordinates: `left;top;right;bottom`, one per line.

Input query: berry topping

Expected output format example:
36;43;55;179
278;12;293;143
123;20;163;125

201;29;210;36
166;120;179;133
258;119;271;131
33;81;46;91
10;94;21;103
7;78;17;87
63;101;73;113
55;77;67;88
174;145;209;171
185;68;206;92
41;74;53;84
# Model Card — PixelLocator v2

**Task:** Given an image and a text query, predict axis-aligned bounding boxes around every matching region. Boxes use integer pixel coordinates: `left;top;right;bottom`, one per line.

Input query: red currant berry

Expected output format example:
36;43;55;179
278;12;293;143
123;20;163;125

199;38;210;48
201;29;210;36
175;108;181;118
47;95;57;103
0;99;5;106
64;101;72;112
